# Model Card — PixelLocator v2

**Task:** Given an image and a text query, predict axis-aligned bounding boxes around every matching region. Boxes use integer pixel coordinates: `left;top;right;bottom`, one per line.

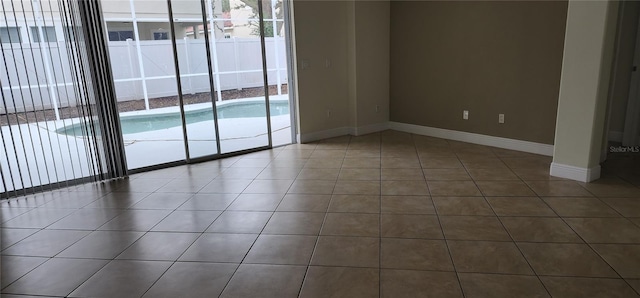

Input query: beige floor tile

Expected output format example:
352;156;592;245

311;236;379;268
628;279;640;293
338;168;381;181
381;238;453;271
527;181;593;197
333;181;381;195
200;179;252;193
242;180;294;194
226;194;284;211
178;193;238;211
381;214;443;239
151;210;221;233
207;211;272;233
328;195;380;213
129;192;193;210
288;180;336;195
2;229;90;257
380;196;435;214
300;266;379;298
116;232;199;261
579;177;640;197
501;157;551;169
381;157;421;169
220;264;306;298
467;168;520;180
297;168;340;180
518;243;618;277
142;263;237;298
500;217;582;243
592;244;640;278
304;159;343;169
345;150;381;158
601;198;640;217
440;216;510;241
447;240;533;275
486;197;556;216
476;181;536;196
1;256;48;288
262;212;325;235
321;213;379;237
216;168;263;180
3;258;107;297
421;157;464;169
543;197;620;217
423;168;471;181
564;218;640;243
256;165;304;178
342;158;381;169
179;233;258;263
428;181;482;196
433;197;494;216
458;273;549;298
69;260;172;298
244;235;317;265
309;149;346;159
448;240;533;275
381;180;429;196
380;270;463;298
541;276;639;298
460;158;506;169
275;194;331;212
381;168;425;181
512;167;565;181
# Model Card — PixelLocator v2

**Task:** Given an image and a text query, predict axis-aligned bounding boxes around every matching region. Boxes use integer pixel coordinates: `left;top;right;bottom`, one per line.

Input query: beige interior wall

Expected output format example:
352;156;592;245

389;1;567;145
292;0;350;134
353;0;390;128
293;0;389;135
608;1;640;136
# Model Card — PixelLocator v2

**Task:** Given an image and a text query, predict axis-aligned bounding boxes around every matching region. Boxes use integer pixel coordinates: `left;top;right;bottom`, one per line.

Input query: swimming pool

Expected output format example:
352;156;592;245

56;100;290;136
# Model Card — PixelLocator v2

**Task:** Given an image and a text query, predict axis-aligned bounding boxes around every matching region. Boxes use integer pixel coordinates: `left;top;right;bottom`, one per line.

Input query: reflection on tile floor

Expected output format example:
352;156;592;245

2;130;640;297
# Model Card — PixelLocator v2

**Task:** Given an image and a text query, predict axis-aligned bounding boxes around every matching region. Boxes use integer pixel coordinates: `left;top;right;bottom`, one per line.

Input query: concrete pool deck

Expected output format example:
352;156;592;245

0;96;293;193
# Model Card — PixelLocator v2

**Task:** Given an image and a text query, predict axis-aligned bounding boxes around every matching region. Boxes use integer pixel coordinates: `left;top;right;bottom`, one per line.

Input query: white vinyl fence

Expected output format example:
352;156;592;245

1;37;288;114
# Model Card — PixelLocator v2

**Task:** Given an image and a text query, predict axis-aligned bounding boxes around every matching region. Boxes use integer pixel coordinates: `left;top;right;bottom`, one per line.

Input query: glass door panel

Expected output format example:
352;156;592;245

211;0;270;154
169;0;220;159
264;1;292;147
107;0;186;170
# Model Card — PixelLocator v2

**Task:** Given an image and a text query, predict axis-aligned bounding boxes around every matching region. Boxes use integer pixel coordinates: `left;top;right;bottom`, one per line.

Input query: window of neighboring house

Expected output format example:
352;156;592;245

0;26;21;43
31;26;57;43
108;30;134;41
153;31;168;40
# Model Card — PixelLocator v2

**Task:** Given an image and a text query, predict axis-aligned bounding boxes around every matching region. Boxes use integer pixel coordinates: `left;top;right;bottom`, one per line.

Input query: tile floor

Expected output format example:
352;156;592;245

2;130;640;297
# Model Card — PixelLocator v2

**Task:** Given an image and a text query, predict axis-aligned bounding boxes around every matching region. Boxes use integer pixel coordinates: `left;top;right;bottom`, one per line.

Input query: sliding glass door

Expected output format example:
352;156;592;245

105;0;292;170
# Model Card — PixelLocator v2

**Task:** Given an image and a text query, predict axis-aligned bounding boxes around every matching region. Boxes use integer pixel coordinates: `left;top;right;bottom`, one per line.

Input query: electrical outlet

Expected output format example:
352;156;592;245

325;58;331;68
375;105;380;113
499;114;505;124
326;109;332;118
301;59;309;70
463;110;469;120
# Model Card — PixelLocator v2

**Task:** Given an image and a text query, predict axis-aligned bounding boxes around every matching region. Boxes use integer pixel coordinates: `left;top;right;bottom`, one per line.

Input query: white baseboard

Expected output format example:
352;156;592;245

550;162;601;182
388;122;554;156
608;131;623;142
352;122;390;136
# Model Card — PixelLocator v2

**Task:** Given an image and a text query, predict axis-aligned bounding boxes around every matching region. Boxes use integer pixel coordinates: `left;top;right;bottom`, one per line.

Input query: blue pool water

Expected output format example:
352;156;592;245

56;101;289;136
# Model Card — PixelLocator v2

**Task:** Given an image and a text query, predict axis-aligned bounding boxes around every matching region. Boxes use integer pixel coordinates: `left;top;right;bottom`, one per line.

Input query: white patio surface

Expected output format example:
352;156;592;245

0;96;292;193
